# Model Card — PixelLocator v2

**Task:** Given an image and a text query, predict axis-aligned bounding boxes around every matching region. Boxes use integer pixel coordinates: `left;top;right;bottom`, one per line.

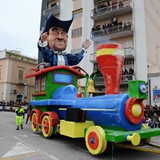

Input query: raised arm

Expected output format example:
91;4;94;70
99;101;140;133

82;39;91;50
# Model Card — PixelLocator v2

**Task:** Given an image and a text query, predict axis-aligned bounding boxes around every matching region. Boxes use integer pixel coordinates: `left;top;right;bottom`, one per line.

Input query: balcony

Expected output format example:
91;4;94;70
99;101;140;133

90;47;134;63
94;75;135;86
16;79;27;85
91;23;133;42
91;0;132;22
43;5;60;17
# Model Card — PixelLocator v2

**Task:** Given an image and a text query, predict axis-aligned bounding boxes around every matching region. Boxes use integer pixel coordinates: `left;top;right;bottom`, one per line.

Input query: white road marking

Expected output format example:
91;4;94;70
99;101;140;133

18;135;28;138
13;136;60;160
2;142;35;158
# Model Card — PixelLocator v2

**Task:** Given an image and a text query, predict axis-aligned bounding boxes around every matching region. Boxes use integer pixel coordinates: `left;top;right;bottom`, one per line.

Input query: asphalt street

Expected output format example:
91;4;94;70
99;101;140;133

0;111;160;160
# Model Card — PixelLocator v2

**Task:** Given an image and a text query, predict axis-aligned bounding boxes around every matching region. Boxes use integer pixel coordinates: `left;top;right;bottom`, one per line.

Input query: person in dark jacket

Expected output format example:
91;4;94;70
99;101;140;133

38;13;91;66
26;104;33;124
15;105;25;130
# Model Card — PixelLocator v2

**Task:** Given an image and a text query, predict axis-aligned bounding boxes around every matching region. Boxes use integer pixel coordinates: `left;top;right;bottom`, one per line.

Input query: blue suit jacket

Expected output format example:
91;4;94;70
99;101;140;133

41;47;85;66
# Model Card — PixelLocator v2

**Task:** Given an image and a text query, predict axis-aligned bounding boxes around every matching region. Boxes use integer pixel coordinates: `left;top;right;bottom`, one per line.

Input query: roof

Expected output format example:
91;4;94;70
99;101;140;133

25;65;86;79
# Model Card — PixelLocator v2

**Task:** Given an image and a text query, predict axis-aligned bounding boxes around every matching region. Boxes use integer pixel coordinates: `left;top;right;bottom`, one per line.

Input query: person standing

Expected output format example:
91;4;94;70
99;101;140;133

15;105;25;130
26;104;33;124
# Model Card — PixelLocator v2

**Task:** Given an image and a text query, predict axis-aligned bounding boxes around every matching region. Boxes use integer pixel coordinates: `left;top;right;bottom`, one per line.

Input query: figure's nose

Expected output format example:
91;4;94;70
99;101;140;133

57;38;63;41
57;33;64;39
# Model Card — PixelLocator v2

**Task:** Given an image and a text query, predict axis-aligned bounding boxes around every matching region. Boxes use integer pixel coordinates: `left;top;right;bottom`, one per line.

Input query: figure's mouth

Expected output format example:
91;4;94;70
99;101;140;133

56;39;64;43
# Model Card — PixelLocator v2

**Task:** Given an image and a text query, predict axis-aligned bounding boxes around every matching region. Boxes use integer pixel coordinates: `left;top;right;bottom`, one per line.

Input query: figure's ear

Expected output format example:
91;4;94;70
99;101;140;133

40;32;48;43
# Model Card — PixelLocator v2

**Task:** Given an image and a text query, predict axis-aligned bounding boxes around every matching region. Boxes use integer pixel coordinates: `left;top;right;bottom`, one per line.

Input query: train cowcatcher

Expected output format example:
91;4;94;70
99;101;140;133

25;43;160;155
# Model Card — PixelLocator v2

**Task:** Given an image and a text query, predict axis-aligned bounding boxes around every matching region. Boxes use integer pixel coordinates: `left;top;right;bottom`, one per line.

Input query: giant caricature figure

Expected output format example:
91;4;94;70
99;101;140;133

38;13;91;66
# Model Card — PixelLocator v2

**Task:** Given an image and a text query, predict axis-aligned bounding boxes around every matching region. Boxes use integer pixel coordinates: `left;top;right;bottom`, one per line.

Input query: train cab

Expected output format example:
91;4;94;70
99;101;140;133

25;64;89;101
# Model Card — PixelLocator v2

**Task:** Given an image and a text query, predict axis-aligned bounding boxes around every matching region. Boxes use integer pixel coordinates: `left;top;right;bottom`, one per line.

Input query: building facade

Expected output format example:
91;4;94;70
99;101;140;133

0;50;37;103
40;0;160;105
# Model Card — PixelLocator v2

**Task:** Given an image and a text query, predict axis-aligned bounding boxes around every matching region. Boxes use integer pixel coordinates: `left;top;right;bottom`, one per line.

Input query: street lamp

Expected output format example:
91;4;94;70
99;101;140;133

24;83;28;99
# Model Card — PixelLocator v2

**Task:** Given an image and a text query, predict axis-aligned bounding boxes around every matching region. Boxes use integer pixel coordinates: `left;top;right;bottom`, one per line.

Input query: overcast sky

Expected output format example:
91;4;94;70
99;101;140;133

0;0;42;59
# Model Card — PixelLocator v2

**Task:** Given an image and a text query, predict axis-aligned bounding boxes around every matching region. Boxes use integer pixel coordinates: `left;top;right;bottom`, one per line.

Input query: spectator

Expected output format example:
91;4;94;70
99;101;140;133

129;67;134;75
90;69;101;79
123;69;129;81
144;113;151;126
119;1;123;8
92;8;97;15
107;1;111;11
26;104;33;124
124;69;129;75
148;112;159;128
123;23;128;30
118;21;123;31
114;0;118;9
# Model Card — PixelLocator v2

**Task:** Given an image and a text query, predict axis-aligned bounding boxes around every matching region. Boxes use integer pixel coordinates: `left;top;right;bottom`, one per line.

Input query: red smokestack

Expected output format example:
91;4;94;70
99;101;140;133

96;43;124;94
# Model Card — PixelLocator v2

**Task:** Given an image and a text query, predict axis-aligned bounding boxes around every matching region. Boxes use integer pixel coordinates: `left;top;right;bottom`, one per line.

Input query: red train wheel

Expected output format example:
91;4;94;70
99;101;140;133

31;113;39;132
41;115;53;138
85;126;106;155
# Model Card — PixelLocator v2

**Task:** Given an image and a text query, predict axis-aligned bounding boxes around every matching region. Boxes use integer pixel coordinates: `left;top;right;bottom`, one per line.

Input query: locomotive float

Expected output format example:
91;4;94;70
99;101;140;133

25;43;160;155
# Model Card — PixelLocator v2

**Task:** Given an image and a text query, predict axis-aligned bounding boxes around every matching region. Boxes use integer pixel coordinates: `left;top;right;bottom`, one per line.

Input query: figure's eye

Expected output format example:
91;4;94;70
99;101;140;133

139;84;147;94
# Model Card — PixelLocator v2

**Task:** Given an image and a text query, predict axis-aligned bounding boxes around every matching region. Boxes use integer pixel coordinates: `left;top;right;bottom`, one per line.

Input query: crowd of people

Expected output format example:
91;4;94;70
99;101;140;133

91;21;131;37
91;0;125;15
122;68;134;81
144;105;160;128
90;67;134;82
91;0;131;37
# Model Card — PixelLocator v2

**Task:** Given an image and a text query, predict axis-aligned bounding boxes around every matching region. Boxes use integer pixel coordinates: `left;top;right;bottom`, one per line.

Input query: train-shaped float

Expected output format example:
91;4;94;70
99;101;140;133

25;43;160;155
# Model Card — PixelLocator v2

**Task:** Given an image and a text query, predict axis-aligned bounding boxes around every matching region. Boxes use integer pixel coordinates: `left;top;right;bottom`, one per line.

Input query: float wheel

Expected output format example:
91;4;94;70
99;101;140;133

140;123;151;144
41;115;53;138
31;113;39;132
96;126;107;154
85;126;107;155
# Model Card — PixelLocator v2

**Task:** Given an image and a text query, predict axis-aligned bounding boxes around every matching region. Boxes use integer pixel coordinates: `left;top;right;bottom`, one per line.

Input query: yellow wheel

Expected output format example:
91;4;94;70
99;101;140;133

31;113;39;132
140;123;151;144
85;126;107;155
41;115;53;138
96;126;107;154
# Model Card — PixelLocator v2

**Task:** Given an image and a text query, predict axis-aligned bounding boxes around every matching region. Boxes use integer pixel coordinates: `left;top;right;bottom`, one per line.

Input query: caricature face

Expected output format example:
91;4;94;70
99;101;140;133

46;27;68;51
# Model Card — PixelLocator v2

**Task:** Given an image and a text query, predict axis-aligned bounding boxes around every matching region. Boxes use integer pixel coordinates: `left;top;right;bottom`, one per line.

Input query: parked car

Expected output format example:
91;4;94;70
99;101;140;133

0;105;4;111
4;105;12;112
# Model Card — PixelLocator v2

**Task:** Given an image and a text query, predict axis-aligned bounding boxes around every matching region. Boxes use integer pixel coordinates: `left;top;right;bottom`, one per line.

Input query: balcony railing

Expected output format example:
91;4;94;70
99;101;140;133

91;0;132;21
94;75;135;86
90;47;134;63
16;79;27;84
91;23;133;42
43;5;60;17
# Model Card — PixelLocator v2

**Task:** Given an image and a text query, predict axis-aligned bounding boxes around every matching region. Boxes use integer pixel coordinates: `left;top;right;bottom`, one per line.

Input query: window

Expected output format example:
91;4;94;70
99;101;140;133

35;76;46;92
41;76;46;91
72;9;83;19
123;19;127;24
35;77;40;92
72;28;82;37
127;18;131;24
71;48;81;54
18;70;24;83
123;40;132;56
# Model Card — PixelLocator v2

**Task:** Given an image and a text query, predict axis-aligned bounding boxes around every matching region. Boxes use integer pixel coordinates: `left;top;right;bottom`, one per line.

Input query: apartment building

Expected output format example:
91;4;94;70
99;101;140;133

0;50;37;103
40;0;160;105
